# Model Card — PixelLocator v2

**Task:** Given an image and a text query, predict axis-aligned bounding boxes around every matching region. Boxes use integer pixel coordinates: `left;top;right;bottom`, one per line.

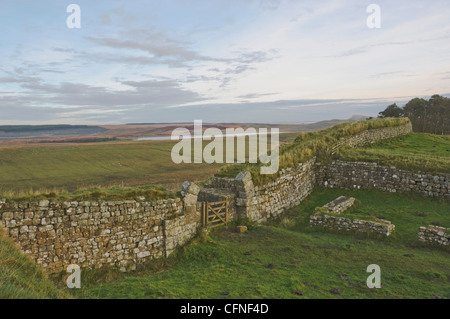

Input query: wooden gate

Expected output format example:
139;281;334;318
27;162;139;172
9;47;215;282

202;200;229;228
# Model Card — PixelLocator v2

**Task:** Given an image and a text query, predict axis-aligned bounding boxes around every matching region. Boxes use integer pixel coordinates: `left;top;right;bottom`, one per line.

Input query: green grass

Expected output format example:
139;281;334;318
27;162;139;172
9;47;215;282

289;188;450;244
0;230;70;299
337;133;450;174
0;119;411;193
0;140;223;194
0;130;298;196
217;118;411;185
1;120;448;299
0;184;178;203
63;188;450;299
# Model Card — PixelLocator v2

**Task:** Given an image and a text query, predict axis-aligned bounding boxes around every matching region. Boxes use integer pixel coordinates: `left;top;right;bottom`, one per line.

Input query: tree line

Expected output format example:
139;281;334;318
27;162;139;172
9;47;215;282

378;94;450;135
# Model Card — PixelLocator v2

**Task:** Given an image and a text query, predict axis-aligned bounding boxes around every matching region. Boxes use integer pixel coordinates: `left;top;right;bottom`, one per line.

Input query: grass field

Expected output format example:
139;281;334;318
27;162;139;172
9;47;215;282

59;188;449;299
0;229;70;299
0;118;417;195
0;140;222;194
0;132;299;197
338;133;450;174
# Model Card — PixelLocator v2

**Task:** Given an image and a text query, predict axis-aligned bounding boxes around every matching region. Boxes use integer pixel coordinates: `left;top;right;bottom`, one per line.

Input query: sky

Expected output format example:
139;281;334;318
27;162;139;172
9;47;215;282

0;0;450;124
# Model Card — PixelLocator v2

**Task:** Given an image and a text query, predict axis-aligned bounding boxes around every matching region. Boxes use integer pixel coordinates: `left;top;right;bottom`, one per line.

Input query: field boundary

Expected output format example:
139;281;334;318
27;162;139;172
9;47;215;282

2;119;449;273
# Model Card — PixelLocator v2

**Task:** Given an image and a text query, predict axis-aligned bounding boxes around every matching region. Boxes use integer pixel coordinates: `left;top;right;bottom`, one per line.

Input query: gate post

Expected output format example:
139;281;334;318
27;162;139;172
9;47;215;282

202;202;207;227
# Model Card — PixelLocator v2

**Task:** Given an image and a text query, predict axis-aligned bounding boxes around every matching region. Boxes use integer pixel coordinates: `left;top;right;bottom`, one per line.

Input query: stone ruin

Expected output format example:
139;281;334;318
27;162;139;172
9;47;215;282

323;196;356;214
418;225;449;246
310;196;395;237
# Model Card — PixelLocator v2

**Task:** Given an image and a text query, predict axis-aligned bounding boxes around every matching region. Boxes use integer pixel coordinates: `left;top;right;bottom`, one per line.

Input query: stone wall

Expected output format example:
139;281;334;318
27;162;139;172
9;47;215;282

335;122;413;149
310;213;395;236
0;197;201;273
418;225;449;246
2;121;446;273
315;121;450;198
164;205;201;257
165;182;202;257
323;196;356;214
244;159;317;223
208;158;316;223
317;161;450;198
203;123;414;223
197;122;423;223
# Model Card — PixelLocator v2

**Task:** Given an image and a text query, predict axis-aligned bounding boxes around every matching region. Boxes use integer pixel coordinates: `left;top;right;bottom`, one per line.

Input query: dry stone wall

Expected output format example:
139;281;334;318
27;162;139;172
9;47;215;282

0;197;201;273
2;121;448;273
310;213;395;236
334;122;413;149
244;159;317;223
164;206;201;257
418;225;449;246
205;123;415;223
165;182;202;257
317;161;450;198
323;196;356;214
205;159;316;223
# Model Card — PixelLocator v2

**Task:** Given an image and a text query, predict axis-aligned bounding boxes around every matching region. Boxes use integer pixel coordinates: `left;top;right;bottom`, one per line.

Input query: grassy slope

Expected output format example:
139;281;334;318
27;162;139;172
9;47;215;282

338;133;450;174
0;184;178;203
217;118;411;185
68;189;450;299
0;230;69;299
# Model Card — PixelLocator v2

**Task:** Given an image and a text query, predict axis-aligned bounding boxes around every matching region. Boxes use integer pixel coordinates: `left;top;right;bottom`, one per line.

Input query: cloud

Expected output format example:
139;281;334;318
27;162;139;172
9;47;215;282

100;13;112;25
237;93;278;99
236;49;279;63
0;91;436;125
0;75;41;84
259;0;282;10
0;78;206;124
21;80;204;108
133;97;394;124
326;33;450;59
86;30;279;73
86;28;223;68
368;71;418;79
1;0;449;125
82;23;280;79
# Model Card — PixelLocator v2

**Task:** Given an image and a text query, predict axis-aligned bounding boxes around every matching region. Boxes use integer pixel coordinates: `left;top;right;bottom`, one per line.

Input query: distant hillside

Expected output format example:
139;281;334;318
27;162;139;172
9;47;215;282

0;125;98;132
0;125;107;141
289;115;370;132
0;124;107;141
0;117;364;143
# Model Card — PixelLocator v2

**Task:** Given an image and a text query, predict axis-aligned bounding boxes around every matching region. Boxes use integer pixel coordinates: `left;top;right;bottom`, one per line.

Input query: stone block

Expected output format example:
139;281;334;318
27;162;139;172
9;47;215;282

181;181;200;197
236;225;248;233
184;194;198;206
39;200;49;207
